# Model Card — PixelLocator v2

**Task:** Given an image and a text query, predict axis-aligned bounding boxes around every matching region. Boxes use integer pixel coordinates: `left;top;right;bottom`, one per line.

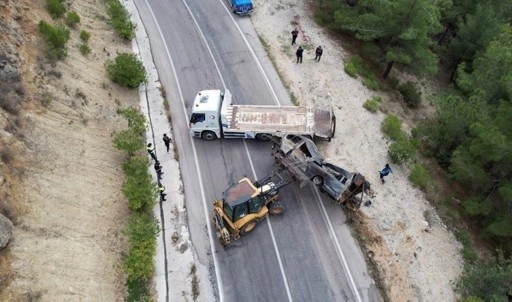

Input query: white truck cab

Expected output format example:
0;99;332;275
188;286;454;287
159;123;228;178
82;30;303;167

189;90;231;140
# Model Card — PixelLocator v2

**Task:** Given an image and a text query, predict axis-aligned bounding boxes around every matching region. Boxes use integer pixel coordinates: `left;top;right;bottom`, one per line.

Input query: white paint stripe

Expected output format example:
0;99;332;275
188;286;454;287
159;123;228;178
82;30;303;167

217;1;281;106
220;4;363;301
217;3;363;301
197;1;362;300
244;142;293;302
217;3;364;300
178;1;293;300
313;188;362;302
140;2;225;301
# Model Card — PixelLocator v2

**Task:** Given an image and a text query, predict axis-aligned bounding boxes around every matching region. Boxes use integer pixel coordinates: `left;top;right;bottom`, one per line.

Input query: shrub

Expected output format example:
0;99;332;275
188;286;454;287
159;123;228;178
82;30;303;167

363;96;381;113
123;213;159;281
409;163;432;191
344;56;363;78
80;30;91;42
126;279;151;302
122;167;157;211
361;43;382;62
389;138;416;164
381;115;404;141
363;77;380;90
388;76;400;90
113;129;144;155
398;81;421;108
123;156;150;178
39;21;70;60
106;0;136;40
65;11;80;27
105;53;146;88
46;0;66;19
456;255;512;301
461;197;493;217
118;107;146;135
79;44;91;55
455;230;478;262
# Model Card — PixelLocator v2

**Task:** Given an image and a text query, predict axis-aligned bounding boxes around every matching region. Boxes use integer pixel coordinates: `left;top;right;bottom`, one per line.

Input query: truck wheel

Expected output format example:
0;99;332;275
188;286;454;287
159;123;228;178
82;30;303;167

269;201;285;215
201;131;217;141
256;133;271;141
240;219;259;235
312;175;323;186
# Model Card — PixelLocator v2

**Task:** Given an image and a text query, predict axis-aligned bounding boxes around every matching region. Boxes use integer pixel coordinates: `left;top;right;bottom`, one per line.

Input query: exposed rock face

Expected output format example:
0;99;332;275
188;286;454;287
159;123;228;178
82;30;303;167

0;0;25;116
0;213;13;250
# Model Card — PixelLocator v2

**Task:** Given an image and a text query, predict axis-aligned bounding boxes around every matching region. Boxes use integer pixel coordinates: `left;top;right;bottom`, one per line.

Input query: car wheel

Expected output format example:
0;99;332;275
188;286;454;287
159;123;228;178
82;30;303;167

201;131;217;141
312;175;323;186
240;219;259;235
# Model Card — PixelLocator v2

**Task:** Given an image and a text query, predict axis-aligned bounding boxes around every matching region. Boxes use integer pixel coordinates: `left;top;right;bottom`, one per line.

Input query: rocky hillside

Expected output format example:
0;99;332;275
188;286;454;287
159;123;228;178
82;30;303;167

0;0;138;300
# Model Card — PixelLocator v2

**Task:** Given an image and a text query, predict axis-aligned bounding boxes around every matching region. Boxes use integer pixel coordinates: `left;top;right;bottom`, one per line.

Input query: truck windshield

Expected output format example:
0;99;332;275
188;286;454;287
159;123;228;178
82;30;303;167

190;113;205;124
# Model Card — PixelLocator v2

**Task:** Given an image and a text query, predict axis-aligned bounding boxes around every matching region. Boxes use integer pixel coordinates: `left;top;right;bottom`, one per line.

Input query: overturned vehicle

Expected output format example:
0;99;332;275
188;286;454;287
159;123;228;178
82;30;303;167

271;134;372;210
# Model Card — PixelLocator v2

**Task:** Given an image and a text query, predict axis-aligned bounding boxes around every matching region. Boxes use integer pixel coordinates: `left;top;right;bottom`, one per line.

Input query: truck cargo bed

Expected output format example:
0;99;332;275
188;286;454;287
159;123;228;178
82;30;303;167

226;105;334;138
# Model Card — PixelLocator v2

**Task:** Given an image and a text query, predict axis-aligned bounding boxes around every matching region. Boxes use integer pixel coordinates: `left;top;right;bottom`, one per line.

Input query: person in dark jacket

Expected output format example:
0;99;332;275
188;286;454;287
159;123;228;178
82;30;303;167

154;161;164;180
162;133;172;153
379;164;393;184
291;27;299;45
296;46;304;63
315;46;323;61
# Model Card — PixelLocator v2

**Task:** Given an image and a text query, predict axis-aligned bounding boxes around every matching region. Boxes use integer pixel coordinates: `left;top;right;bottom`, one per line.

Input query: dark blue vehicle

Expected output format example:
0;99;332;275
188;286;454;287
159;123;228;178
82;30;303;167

229;0;253;15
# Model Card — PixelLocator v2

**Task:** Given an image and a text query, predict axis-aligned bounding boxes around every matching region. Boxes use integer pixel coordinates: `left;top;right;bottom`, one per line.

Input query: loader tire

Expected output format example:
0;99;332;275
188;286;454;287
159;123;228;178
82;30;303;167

219;228;231;247
240;219;259;235
269;201;285;215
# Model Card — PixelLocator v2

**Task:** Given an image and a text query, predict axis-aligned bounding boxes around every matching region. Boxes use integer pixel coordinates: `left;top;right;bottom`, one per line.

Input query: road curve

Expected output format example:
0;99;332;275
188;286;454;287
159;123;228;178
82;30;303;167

133;0;381;301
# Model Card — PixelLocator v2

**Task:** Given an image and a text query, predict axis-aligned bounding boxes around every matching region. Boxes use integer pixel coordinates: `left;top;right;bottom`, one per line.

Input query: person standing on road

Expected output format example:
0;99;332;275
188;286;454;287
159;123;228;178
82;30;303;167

315;46;323;61
291;27;299;45
162;133;172;153
147;143;157;161
379;164;393;184
296;46;304;63
154;161;164;180
158;183;167;201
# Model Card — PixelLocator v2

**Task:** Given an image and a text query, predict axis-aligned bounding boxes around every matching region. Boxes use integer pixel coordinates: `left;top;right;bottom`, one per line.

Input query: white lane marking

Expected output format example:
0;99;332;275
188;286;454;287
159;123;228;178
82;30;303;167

244;142;293;302
218;2;281;106
179;1;293;301
313;188;363;302
140;1;225;301
217;2;363;301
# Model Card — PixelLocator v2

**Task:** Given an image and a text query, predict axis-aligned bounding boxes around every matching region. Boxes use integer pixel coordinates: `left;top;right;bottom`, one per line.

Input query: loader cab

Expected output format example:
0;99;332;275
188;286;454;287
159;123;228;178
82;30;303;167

222;178;264;222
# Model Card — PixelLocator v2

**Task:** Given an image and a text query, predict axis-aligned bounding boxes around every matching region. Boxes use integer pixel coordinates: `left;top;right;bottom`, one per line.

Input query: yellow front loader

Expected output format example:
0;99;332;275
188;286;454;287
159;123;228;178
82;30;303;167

212;170;291;247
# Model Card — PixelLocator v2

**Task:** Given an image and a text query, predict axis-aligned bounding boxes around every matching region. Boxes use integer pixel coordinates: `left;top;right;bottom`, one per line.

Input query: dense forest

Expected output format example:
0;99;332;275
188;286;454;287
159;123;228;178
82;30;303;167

315;0;512;300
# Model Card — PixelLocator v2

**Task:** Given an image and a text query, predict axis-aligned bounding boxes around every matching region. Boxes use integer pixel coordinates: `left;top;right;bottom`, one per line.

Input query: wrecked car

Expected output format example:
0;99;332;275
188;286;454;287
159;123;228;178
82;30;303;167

272;134;371;210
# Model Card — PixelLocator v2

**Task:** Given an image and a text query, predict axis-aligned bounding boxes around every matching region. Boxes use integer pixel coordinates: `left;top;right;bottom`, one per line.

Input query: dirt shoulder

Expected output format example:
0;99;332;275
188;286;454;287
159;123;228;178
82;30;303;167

250;0;463;301
1;0;138;300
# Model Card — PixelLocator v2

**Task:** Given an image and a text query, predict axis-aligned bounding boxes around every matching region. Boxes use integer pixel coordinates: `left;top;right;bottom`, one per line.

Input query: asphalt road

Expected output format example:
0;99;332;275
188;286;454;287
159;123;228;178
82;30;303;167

134;0;380;301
